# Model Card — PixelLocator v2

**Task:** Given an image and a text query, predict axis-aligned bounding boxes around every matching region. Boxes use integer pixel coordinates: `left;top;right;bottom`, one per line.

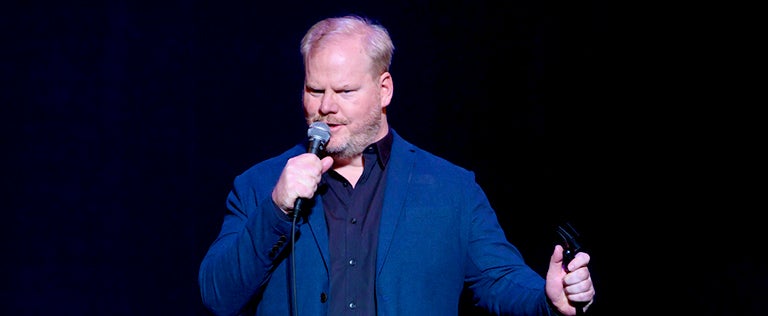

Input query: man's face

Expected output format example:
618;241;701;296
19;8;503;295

302;36;390;159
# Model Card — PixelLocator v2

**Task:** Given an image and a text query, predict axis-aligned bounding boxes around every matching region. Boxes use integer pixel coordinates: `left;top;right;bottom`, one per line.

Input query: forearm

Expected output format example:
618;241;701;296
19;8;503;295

198;194;295;316
464;181;556;315
465;239;554;315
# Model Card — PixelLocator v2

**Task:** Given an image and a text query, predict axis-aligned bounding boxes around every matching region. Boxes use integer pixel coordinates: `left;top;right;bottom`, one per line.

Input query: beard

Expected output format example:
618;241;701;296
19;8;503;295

315;104;382;160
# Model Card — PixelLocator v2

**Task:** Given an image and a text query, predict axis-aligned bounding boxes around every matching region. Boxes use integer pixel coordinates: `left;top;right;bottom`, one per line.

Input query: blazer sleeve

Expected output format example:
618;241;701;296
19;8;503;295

198;149;301;316
461;176;557;315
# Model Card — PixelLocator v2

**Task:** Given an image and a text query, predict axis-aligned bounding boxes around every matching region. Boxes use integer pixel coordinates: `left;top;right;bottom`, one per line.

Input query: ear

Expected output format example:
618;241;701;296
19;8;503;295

379;71;393;107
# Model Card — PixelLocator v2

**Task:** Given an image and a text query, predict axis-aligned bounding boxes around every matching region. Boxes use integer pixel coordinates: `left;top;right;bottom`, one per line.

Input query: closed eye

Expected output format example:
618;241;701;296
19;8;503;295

306;87;323;96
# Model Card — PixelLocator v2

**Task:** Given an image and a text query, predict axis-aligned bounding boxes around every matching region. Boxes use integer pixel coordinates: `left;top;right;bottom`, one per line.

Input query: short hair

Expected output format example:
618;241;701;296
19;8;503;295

300;15;395;76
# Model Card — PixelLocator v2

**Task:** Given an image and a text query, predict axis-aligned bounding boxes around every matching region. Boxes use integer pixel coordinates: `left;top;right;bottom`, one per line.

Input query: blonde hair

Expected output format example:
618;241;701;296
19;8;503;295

300;15;395;76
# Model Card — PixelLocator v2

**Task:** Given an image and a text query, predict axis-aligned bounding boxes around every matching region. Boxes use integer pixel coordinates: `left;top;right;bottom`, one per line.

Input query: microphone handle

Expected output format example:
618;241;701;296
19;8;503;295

293;197;308;217
292;138;325;217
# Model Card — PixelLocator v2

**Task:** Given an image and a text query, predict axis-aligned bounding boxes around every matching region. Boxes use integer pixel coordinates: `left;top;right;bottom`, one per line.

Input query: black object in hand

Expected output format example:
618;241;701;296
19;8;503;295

555;222;588;315
555;222;582;272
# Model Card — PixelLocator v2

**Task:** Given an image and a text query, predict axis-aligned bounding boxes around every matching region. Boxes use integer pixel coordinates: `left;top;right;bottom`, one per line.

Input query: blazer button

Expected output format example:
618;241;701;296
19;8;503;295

320;292;327;303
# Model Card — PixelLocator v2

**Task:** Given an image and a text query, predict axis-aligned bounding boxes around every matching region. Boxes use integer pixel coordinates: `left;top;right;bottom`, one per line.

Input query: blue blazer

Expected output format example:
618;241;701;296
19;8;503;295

199;129;556;316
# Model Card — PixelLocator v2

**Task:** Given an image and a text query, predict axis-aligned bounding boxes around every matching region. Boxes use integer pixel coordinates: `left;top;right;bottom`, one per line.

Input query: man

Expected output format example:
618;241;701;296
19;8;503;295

199;14;595;316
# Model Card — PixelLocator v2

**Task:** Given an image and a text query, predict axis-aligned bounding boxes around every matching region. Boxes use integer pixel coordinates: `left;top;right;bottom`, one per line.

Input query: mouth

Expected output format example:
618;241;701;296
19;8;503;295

311;118;344;134
324;122;342;131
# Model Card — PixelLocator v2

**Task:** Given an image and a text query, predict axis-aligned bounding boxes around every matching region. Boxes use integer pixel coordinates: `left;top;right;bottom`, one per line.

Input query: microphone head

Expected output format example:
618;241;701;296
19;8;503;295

307;121;331;144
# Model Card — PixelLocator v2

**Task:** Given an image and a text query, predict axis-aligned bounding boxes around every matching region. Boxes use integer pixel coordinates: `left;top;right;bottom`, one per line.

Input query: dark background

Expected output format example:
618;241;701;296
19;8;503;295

2;1;762;315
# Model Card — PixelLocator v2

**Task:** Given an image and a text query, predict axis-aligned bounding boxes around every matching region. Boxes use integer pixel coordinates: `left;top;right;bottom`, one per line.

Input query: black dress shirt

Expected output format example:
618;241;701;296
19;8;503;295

322;131;392;315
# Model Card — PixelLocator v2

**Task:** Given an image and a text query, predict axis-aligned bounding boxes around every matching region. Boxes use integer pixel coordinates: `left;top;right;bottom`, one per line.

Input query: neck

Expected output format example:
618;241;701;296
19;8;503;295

332;152;363;169
332;154;364;187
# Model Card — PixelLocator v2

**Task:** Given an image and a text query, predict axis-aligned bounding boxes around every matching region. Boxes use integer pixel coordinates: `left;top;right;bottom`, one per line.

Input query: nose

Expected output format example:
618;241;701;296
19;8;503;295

318;92;338;115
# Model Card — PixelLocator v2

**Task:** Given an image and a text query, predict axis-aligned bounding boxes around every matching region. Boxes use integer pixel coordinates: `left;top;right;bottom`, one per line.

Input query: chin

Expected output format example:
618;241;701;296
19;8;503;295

324;143;342;155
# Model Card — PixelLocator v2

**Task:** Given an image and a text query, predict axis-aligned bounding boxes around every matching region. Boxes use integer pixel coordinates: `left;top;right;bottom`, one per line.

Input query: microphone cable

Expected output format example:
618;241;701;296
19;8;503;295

291;212;300;316
289;121;330;316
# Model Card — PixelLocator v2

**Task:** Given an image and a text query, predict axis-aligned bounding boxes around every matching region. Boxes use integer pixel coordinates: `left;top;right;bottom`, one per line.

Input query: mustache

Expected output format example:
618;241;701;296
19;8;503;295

309;116;348;125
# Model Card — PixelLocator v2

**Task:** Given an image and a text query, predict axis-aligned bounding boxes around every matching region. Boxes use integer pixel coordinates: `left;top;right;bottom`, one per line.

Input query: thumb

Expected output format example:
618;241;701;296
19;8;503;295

550;244;565;271
320;156;334;173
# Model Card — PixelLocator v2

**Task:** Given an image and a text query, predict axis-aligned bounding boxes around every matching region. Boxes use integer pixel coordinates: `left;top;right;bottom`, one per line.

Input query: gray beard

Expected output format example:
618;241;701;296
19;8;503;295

326;112;382;160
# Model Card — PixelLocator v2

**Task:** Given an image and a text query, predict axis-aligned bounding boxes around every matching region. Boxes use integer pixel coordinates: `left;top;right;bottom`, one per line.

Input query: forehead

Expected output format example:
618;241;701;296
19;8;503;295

309;34;366;60
305;37;372;81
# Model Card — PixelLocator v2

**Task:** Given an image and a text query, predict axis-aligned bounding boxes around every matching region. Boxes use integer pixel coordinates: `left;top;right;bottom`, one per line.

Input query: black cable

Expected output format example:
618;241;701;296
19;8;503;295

291;213;299;316
576;304;586;315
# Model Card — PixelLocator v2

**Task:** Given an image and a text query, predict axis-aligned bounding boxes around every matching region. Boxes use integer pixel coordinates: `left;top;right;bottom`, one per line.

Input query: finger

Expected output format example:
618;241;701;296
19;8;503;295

567;252;591;272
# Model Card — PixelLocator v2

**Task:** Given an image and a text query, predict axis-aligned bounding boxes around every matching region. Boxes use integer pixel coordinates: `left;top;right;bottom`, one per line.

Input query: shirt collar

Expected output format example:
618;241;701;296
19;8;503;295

363;129;393;169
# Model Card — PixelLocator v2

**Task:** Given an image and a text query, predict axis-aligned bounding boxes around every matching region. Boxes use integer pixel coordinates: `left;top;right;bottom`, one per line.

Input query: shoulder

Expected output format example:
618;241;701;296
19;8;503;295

390;129;474;180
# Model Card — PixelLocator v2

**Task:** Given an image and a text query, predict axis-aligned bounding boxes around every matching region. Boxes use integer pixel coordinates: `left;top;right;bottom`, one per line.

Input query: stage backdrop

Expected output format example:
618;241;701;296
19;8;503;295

4;1;759;315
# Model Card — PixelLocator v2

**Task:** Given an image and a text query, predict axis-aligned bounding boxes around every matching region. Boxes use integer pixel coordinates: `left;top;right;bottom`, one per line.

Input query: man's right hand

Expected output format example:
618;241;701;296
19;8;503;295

272;153;334;213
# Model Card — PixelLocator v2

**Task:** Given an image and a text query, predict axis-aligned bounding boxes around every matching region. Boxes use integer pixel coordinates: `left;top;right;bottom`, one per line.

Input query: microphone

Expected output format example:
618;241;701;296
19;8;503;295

292;121;331;216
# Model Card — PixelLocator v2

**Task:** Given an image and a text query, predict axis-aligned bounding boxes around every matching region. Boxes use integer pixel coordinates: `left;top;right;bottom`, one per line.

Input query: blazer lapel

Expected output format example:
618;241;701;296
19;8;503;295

376;133;415;275
306;200;330;273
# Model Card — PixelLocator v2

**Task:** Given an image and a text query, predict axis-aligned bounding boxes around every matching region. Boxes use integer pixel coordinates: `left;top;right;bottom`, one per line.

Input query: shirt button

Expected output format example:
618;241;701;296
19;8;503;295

350;218;358;224
348;258;356;266
348;301;357;309
320;292;327;303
